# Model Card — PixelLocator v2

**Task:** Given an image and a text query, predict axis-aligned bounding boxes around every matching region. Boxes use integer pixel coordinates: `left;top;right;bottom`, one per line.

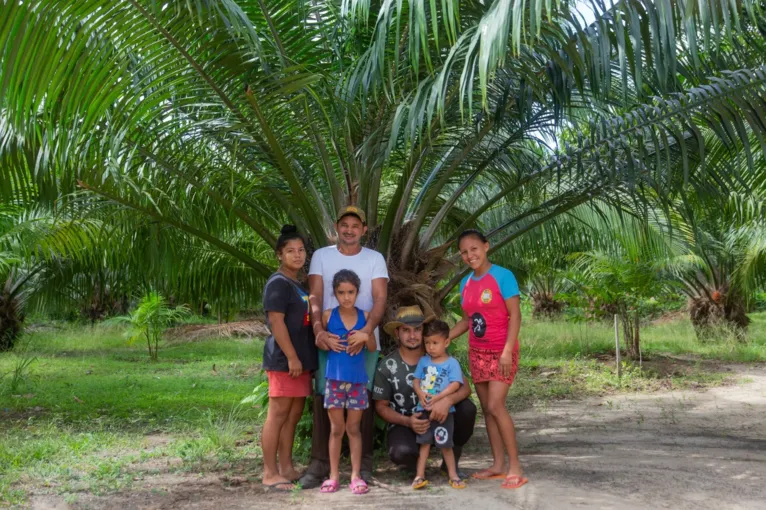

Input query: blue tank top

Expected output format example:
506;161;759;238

325;307;368;384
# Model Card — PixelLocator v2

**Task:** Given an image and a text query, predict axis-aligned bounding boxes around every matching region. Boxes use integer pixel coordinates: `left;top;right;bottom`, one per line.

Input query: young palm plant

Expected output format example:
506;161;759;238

109;292;191;361
570;207;678;358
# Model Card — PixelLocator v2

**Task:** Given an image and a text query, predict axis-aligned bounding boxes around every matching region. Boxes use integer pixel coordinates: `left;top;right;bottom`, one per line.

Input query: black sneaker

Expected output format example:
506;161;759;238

297;473;325;490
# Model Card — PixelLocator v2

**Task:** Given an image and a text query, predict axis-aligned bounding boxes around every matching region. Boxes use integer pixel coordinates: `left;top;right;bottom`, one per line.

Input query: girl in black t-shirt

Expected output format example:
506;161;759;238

261;225;317;491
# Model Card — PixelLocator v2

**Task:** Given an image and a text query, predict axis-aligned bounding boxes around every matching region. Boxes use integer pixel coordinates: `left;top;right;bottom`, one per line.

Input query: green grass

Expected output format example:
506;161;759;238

2;313;766;506
0;325;264;506
1;325;263;429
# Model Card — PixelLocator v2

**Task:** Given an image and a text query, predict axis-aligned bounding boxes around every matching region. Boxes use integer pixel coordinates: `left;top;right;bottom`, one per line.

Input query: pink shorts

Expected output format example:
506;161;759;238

266;370;312;397
469;346;519;385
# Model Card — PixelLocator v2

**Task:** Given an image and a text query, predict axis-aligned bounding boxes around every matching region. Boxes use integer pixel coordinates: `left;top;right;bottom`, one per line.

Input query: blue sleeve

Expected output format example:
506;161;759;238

492;266;520;299
459;274;470;305
447;358;463;384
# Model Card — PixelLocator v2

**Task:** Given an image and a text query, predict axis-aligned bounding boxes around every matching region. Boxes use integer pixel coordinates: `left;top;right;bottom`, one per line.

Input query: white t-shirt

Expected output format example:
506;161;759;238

309;245;389;350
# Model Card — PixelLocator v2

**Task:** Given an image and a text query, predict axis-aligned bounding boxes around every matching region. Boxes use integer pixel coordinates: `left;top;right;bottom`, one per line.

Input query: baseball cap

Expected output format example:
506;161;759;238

336;205;366;224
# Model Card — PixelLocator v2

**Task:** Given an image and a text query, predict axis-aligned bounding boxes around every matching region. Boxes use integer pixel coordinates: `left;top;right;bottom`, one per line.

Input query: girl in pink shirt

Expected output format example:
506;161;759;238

449;229;527;490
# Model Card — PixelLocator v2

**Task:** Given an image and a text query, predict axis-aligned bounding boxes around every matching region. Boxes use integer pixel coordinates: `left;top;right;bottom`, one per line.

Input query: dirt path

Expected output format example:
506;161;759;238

32;364;766;510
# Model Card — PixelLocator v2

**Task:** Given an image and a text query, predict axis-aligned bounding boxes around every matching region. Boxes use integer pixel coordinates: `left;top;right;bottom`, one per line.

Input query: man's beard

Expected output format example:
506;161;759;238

403;342;422;350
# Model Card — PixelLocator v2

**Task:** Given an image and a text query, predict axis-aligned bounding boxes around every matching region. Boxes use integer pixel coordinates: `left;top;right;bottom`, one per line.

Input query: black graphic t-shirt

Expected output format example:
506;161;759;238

262;273;317;372
373;350;420;417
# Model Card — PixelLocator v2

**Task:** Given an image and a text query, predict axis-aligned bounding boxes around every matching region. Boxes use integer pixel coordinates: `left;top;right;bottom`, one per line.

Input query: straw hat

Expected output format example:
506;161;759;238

383;305;436;335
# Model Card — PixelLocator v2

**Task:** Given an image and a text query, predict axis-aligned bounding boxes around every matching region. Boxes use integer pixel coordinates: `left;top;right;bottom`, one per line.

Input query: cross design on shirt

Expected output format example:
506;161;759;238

391;376;400;391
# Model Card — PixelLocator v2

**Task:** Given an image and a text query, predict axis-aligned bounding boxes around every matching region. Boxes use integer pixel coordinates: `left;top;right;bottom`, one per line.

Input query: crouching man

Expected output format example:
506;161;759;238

373;306;477;477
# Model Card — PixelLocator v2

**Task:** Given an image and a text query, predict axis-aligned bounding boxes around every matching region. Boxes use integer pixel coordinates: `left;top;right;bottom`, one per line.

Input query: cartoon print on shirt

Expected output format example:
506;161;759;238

471;312;487;337
480;288;492;304
421;366;438;394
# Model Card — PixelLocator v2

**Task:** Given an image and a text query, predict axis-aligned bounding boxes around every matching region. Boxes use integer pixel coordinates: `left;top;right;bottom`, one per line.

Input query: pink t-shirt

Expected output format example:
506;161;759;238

460;265;520;351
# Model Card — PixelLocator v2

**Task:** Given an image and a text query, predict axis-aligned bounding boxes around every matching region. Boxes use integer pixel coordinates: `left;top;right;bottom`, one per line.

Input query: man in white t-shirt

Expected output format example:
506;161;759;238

298;205;389;489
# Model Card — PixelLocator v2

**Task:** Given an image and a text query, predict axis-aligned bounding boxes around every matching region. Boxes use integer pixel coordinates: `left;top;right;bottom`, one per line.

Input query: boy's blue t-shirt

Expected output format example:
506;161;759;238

414;355;463;412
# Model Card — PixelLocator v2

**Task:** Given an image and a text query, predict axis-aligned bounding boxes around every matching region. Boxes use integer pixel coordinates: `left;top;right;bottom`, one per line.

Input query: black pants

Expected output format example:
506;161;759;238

304;390;375;477
387;398;477;469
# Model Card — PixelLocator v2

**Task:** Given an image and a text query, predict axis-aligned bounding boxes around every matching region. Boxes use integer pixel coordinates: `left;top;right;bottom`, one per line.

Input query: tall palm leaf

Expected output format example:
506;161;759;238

2;1;766;327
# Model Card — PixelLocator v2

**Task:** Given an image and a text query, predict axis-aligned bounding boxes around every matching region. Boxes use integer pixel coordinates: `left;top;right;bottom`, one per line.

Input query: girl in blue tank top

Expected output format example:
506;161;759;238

319;270;376;495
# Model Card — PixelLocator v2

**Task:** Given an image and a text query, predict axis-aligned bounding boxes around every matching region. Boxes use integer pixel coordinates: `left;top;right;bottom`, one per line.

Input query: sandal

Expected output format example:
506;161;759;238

349;477;369;495
264;481;295;492
501;475;529;489
320;479;340;493
449;478;467;489
411;477;429;490
471;469;506;480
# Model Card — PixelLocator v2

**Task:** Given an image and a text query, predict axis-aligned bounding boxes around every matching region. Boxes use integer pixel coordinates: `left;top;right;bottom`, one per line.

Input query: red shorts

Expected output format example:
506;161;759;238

469;346;519;385
266;370;312;397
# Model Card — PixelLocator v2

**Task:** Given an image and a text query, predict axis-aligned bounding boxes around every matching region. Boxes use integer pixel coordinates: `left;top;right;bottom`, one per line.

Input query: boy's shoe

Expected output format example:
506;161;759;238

297;473;324;490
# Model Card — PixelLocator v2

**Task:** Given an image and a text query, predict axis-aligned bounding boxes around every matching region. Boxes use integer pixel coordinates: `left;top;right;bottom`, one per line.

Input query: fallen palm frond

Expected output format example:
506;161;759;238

165;320;270;342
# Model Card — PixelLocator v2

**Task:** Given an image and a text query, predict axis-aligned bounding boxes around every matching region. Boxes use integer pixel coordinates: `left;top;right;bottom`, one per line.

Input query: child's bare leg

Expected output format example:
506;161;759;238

327;409;346;482
261;397;295;487
475;382;507;475
345;409;363;480
416;443;430;479
441;448;459;480
278;396;305;480
487;381;523;477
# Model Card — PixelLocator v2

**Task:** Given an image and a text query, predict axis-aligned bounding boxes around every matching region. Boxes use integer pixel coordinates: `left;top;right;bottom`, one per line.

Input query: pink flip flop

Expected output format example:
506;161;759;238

349;477;369;495
320;479;339;493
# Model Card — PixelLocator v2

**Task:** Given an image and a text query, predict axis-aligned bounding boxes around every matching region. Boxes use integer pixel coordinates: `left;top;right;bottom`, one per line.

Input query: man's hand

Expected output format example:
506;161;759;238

499;347;515;378
287;357;303;378
315;330;343;352
409;412;430;435
427;398;451;424
346;330;369;355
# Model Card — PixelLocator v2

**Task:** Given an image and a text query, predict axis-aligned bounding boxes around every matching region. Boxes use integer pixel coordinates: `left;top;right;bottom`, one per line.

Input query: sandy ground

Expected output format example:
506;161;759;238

30;364;766;510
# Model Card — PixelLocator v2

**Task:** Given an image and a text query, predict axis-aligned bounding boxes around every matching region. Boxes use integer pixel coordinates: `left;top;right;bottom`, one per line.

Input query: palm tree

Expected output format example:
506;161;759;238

669;191;766;337
0;205;100;349
2;0;766;329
